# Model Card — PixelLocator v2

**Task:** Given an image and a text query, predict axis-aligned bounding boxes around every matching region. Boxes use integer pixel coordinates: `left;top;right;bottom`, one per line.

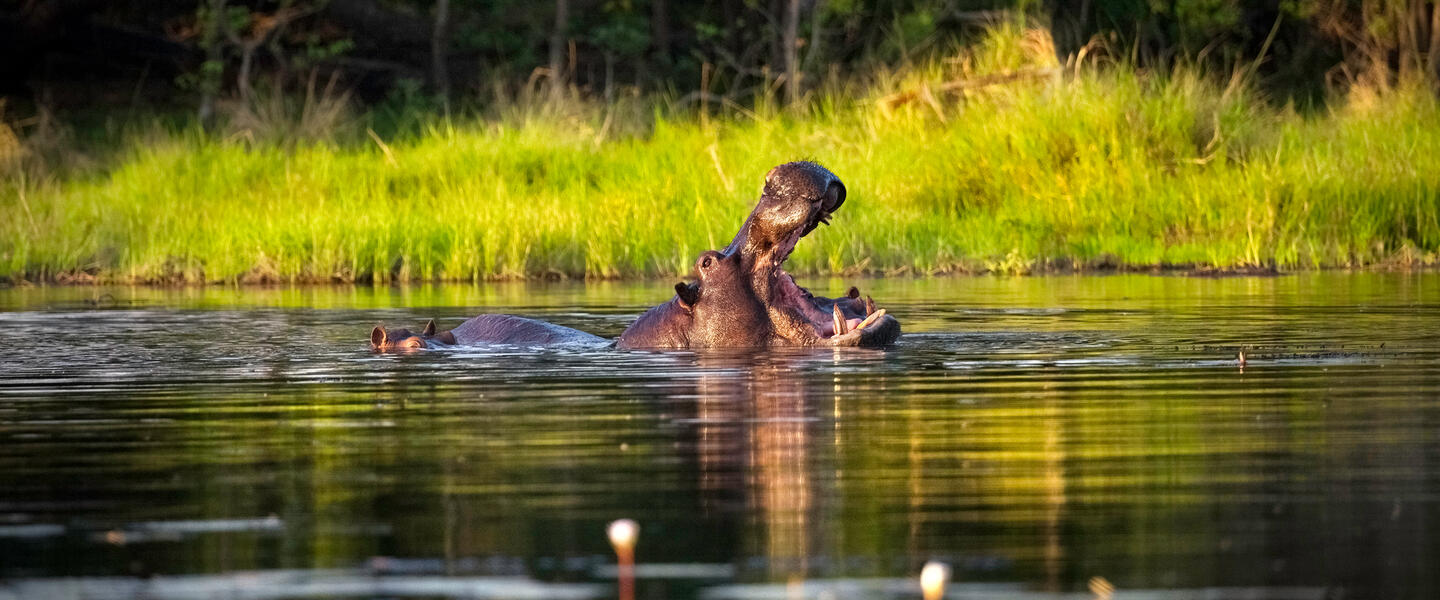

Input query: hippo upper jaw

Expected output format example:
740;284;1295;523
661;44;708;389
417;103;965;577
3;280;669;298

724;163;844;273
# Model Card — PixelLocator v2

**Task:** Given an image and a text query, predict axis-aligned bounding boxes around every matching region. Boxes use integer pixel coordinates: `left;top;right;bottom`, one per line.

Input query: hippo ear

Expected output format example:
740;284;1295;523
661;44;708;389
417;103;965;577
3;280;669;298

370;326;388;348
423;319;437;336
675;282;700;312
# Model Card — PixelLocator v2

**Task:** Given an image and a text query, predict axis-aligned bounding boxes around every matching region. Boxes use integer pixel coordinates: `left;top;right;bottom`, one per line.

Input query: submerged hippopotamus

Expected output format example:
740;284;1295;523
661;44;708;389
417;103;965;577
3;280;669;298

370;314;608;350
370;161;900;351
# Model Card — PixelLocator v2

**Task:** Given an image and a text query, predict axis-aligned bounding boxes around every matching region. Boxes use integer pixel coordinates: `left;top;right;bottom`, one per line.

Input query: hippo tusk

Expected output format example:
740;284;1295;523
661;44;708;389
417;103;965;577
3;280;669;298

856;308;886;331
865;295;876;316
833;304;849;336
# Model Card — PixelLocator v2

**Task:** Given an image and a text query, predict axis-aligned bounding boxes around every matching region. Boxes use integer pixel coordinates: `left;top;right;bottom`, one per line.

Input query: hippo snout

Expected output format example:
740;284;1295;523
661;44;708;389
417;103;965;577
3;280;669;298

820;180;845;214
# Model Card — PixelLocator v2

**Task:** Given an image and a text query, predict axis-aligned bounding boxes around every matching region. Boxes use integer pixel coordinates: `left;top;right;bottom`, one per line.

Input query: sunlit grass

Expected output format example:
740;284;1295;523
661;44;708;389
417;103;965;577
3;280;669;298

2;26;1438;283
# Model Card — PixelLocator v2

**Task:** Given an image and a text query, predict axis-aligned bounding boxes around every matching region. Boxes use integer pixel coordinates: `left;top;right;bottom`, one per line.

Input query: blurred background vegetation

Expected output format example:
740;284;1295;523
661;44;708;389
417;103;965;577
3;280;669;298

4;0;1439;119
1;1;1439;283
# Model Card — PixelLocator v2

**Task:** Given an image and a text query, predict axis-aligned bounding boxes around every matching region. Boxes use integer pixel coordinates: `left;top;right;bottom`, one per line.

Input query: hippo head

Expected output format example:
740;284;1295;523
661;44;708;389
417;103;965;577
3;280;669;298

618;161;899;348
616;248;767;348
725;161;898;347
685;249;770;346
726;161;846;262
370;319;456;351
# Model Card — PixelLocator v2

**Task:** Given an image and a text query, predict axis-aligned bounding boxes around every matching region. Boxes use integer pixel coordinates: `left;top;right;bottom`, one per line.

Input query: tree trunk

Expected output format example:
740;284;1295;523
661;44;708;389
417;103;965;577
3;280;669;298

604;52;615;102
781;0;800;103
652;0;670;65
237;43;256;102
768;0;782;79
549;0;569;100
721;0;739;58
431;0;450;100
1429;1;1440;86
1398;0;1416;82
802;0;825;75
198;0;227;126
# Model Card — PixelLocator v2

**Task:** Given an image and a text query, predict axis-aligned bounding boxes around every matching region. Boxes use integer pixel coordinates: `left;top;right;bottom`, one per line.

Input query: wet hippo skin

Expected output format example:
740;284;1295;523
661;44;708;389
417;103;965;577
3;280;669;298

371;314;607;351
371;161;899;351
617;161;898;348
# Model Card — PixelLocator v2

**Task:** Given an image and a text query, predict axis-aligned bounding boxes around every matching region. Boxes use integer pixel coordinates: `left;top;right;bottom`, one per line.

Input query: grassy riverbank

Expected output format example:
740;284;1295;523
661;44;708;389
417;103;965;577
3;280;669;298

3;27;1439;284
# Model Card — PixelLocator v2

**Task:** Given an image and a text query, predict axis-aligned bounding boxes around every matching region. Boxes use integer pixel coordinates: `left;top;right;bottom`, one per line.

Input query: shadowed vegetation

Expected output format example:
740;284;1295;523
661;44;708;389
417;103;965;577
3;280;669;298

2;24;1439;284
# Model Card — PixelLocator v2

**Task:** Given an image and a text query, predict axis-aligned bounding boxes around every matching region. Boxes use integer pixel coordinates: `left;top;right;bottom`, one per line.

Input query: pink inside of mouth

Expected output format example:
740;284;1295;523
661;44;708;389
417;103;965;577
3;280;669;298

772;268;853;338
764;208;860;339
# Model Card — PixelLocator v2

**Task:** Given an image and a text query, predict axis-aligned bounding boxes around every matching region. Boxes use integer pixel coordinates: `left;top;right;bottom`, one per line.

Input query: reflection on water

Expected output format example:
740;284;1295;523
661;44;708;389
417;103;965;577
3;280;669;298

0;273;1437;599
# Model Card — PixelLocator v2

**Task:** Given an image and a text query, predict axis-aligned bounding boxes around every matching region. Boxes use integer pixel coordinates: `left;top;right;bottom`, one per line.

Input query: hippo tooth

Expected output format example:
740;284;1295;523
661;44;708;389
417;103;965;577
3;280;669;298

856;309;886;331
832;304;848;336
865;295;876;315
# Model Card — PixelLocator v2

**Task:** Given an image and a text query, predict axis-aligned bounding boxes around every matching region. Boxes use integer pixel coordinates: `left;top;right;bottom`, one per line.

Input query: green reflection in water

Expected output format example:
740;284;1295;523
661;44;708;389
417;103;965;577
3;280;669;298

0;273;1436;598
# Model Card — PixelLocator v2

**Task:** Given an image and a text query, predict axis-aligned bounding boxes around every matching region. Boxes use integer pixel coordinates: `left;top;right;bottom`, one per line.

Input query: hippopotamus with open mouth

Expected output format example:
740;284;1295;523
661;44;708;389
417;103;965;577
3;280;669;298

371;161;900;351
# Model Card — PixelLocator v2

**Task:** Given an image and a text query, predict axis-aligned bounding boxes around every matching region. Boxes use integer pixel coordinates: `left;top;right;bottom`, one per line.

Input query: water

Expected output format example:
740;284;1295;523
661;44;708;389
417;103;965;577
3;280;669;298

1;273;1437;599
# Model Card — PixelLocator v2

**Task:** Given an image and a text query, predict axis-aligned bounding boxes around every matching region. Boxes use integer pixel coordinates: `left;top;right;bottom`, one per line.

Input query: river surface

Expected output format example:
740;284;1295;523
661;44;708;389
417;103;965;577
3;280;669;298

0;273;1437;600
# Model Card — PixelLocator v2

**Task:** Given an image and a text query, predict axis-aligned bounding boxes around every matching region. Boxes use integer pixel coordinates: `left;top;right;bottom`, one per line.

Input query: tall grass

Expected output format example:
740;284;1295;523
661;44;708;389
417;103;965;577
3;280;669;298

3;25;1439;284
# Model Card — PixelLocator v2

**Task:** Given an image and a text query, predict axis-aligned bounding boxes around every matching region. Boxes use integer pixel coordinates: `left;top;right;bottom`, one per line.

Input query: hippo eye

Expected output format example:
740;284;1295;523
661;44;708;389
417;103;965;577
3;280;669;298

701;256;713;269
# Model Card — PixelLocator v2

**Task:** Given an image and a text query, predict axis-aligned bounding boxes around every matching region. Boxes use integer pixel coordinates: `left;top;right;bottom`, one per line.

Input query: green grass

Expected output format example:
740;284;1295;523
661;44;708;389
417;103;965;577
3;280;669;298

3;27;1439;284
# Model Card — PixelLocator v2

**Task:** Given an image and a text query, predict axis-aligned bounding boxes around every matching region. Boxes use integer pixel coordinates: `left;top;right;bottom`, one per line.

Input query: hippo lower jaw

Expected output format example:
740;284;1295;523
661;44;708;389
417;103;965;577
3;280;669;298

757;211;900;347
766;266;900;348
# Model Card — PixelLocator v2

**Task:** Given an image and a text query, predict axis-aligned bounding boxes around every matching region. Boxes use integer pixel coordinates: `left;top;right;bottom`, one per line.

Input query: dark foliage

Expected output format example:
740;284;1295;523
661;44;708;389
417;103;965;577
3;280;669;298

2;0;1437;114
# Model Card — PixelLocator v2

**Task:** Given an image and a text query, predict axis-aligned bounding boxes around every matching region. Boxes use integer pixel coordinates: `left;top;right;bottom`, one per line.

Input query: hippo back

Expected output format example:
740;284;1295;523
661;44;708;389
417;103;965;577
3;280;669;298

448;314;608;346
